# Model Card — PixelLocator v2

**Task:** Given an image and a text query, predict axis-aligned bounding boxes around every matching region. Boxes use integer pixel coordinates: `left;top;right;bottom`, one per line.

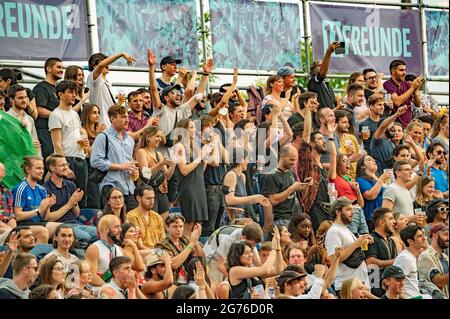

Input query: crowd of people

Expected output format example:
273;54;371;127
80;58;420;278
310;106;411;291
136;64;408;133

0;41;448;300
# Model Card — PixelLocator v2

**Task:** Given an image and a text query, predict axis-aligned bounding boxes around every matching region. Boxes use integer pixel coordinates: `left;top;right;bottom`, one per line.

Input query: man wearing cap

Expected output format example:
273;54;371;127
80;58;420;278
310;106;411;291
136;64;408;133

418;224;449;298
424;199;449;242
141;251;173;299
380;265;406;299
277;265;325;299
156;56;186;92
277;65;305;103
325;196;371;293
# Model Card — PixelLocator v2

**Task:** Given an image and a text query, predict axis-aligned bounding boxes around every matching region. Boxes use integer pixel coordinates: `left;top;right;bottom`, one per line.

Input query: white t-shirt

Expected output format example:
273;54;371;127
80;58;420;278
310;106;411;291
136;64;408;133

48;108;85;159
86;72;113;127
393;249;421;299
383;183;414;216
325;223;369;291
153;104;192;136
203;228;243;260
6;108;38;142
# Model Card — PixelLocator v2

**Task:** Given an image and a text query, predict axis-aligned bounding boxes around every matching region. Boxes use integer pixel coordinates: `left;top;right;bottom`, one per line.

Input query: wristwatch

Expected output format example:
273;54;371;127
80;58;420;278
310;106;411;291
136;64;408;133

35;209;41;218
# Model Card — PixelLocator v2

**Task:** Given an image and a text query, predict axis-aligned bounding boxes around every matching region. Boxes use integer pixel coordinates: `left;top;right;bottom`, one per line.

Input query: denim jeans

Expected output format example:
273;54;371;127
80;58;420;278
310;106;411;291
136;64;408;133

86;158;101;209
69;223;98;244
202;185;223;237
67;157;88;208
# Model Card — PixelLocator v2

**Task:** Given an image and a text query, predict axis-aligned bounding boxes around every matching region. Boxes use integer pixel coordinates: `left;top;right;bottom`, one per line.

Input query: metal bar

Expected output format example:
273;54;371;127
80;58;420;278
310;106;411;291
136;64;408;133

312;0;449;9
302;0;311;73
198;0;209;93
419;0;428;93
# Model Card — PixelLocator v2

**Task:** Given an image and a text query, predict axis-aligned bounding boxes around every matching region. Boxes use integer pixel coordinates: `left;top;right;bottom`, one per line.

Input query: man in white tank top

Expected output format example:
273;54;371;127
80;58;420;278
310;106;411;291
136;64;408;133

85;215;123;287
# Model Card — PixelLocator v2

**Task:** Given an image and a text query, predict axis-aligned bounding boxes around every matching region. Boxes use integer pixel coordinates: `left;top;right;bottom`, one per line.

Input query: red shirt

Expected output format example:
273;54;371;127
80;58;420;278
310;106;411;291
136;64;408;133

333;175;357;201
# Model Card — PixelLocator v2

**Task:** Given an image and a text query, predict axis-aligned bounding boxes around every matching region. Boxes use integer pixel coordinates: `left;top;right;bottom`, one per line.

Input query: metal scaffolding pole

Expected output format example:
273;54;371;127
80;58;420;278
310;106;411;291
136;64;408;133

419;0;429;93
199;0;210;93
302;0;311;74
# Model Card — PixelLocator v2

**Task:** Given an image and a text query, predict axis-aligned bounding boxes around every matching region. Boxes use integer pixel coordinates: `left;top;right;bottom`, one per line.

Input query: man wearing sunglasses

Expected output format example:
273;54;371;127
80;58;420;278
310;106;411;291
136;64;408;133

426;142;449;199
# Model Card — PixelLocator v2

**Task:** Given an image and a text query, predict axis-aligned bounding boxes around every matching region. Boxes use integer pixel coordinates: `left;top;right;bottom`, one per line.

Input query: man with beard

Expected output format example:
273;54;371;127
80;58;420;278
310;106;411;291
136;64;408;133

147;50;204;141
126;184;165;248
261;145;310;230
49;81;88;207
85;215;124;287
277;65;305;102
44;154;97;246
365;207;398;297
335;110;362;180
371;105;408;175
136;88;152;115
41;225;78;272
382;160;415;218
426;142;449;198
394;225;431;298
297;101;337;231
126;91;159;142
362;68;385;100
33;58;63;160
0;253;38;299
324;196;371;293
90;104;139;211
141;251;174;299
6;85;41;155
360;94;385;155
383;60;423;128
277;266;325;299
380;266;406;299
344;83;364;132
418;224;449;298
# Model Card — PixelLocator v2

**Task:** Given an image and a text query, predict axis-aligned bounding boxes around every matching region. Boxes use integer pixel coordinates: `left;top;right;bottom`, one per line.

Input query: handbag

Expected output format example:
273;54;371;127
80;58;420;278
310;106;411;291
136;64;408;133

343;247;366;269
88;133;109;183
146;153;166;188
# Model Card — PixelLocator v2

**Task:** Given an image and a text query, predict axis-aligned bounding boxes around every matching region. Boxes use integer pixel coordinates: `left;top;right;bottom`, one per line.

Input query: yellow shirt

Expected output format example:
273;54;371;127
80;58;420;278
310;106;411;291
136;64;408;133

126;208;165;248
338;133;360;180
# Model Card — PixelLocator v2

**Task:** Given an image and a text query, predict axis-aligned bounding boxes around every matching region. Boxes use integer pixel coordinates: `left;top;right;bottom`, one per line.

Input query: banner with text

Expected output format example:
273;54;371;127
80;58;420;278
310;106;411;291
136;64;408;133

426;10;449;76
210;0;302;71
0;0;89;61
96;0;198;69
310;2;422;75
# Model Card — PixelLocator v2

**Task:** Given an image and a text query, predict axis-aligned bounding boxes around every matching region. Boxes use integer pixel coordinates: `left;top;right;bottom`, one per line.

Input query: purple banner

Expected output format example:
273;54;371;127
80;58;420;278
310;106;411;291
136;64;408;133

310;3;423;75
0;0;89;61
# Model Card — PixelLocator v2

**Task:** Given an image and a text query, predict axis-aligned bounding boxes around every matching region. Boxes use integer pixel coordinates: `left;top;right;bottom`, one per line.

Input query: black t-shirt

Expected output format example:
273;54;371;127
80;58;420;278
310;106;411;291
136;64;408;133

281;85;305;101
365;231;398;297
287;112;319;130
364;89;375;100
313;167;330;206
33;81;59;129
261;168;301;220
307;74;336;109
359;117;381;155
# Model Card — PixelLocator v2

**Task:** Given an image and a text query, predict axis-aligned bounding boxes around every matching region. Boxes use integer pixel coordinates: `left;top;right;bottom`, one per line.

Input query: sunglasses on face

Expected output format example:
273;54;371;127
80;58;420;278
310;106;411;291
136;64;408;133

437;206;449;213
436;150;447;156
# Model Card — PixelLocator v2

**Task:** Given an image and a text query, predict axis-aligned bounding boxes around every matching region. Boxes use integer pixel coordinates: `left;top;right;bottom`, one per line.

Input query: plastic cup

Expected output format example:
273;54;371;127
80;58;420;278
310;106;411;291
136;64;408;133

361;242;368;251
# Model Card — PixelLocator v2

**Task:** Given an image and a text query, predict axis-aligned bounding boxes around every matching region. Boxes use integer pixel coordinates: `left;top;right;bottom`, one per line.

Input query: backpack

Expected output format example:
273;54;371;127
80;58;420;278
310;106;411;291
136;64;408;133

247;85;267;124
207;224;244;248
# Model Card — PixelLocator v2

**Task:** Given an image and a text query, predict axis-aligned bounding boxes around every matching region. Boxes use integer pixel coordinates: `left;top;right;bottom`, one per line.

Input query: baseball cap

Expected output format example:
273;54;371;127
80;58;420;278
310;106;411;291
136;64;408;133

277;270;307;287
160;56;182;69
145;254;164;268
161;84;182;100
382;266;405;280
330;196;357;212
429;224;449;238
277;66;295;77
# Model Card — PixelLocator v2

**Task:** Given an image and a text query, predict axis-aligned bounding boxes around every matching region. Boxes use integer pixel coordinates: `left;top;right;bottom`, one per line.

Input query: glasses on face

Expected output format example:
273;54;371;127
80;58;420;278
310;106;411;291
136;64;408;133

365;76;377;81
437;206;449;213
110;195;123;200
52;267;66;272
436;150;447;156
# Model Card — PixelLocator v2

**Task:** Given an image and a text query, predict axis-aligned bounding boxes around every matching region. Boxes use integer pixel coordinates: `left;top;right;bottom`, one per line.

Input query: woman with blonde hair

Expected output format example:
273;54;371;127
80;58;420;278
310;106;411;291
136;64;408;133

135;126;174;220
65;260;96;299
339;277;378;299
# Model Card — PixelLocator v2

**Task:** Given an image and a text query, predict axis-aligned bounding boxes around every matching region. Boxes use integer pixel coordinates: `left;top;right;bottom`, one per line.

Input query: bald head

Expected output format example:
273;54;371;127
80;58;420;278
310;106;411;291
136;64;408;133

279;145;298;170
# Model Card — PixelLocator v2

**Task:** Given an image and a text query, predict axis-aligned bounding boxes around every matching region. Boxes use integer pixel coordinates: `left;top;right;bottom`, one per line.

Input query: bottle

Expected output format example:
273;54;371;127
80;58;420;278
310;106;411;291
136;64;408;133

328;183;336;202
267;287;275;299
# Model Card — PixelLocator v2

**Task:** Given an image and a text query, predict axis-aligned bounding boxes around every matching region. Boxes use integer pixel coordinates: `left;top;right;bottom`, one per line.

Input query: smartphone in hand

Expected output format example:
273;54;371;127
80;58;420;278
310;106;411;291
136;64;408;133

335;42;345;54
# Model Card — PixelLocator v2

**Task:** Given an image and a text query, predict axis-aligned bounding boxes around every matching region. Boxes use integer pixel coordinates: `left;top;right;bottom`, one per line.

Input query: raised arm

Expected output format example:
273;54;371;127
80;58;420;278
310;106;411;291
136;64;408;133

196;59;213;95
180;70;196;104
147;49;162;110
318;42;340;78
373;106;407;140
93;52;134;80
327;122;337;180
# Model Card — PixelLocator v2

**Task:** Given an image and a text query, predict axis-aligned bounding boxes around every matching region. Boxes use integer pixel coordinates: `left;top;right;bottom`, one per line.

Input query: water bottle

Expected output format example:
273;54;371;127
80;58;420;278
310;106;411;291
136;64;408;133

267;286;275;299
328;183;337;202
